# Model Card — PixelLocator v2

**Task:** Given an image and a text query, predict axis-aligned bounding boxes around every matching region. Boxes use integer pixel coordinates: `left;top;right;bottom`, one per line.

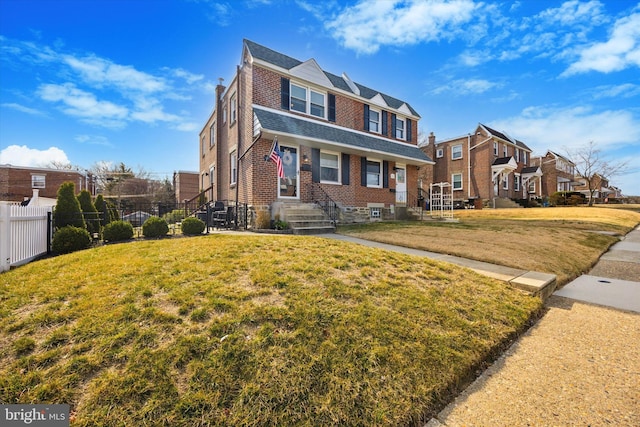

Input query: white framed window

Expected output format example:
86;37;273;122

523;151;527;164
528;181;536;193
201;136;206;157
222;102;227;123
503;145;508;157
209;166;214;186
290;82;325;118
320;151;340;183
395;117;405;139
514;174;520;191
503;175;509;190
369;109;380;133
370;207;381;219
452;144;463;160
210;122;216;148
515;148;520;162
366;159;382;188
230;93;237;124
493;141;498;156
31;174;46;188
452;173;462;190
436;148;444;158
230;151;237;185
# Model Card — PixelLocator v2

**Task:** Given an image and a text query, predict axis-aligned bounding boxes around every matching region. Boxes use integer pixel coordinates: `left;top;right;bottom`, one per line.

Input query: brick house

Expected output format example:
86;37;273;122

0;164;95;203
420;124;541;207
172;171;199;204
198;40;433;228
530;150;578;197
573;173;613;203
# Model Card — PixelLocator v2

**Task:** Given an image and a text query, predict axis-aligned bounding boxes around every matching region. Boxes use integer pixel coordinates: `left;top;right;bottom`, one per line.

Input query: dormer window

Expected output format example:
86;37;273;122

395;116;405;139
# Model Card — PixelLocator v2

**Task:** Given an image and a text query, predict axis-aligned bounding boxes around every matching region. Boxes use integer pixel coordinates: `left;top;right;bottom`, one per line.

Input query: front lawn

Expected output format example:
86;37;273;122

339;206;640;286
0;235;541;426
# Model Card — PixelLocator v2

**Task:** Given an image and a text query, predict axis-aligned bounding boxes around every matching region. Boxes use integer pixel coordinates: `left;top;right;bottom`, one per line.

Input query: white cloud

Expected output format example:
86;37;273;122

591;83;640;99
74;135;113;147
38;83;129;128
489;105;640;155
564;12;640;75
431;78;500;95
0;145;70;167
1;102;46;116
325;0;478;54
534;0;607;28
62;54;167;93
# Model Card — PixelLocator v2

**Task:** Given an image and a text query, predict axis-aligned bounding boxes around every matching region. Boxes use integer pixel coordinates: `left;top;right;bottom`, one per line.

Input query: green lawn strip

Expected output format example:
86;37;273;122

1;235;541;426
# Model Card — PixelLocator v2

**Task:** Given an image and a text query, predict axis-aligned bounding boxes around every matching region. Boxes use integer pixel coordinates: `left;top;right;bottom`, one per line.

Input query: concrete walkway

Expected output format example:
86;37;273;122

319;228;640;426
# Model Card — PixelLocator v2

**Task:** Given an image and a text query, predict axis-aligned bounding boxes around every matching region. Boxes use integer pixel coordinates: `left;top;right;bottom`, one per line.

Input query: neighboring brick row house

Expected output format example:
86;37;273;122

530;151;578;196
198;39;433;226
0;164;95;204
419;124;542;207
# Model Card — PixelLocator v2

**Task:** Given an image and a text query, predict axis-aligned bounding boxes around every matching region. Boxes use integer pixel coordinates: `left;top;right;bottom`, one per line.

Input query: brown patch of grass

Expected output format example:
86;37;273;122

339;206;640;286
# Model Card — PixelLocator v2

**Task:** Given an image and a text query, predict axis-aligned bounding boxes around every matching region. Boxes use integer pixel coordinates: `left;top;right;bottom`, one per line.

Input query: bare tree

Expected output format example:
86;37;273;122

566;141;628;206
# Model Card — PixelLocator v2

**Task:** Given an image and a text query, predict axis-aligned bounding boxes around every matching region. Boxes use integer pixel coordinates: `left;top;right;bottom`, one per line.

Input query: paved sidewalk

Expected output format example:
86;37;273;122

426;225;640;426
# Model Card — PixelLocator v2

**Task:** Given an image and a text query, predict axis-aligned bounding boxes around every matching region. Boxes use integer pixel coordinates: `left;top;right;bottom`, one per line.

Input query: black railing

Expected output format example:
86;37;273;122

310;183;338;225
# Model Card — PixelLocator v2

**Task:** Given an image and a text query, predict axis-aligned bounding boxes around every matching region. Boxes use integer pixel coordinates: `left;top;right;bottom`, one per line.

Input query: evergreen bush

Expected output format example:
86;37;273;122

78;190;100;237
181;217;205;235
142;216;169;238
103;220;134;242
54;182;85;229
52;226;92;254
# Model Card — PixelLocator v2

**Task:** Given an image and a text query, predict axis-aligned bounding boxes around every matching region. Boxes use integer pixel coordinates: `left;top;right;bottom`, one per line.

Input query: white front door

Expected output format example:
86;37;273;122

395;164;406;204
278;145;299;199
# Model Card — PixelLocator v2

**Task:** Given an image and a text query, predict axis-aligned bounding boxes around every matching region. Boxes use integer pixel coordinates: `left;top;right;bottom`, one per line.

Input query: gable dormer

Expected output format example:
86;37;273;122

289;59;333;89
369;93;389;108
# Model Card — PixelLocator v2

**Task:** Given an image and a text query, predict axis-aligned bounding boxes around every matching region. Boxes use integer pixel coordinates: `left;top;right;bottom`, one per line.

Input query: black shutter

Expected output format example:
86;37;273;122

406;118;412;142
382;111;388;136
312;148;320;183
363;105;370;131
361;157;367;186
328;93;336;122
383;161;389;188
281;77;290;110
391;113;397;139
341;153;350;185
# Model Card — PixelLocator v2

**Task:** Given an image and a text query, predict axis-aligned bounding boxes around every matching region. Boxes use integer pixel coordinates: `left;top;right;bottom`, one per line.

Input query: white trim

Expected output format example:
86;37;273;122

290;59;333;88
365;158;383;188
436;148;444;158
368;107;381;134
451;144;463;160
370;93;388;108
452;173;463;190
319;150;341;184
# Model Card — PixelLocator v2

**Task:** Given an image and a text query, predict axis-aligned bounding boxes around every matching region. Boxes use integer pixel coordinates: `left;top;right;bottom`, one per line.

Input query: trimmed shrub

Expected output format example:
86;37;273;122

163;209;187;224
103;220;134;242
52;226;91;255
142;216;169;238
78;190;100;236
54;182;85;229
181;217;205;235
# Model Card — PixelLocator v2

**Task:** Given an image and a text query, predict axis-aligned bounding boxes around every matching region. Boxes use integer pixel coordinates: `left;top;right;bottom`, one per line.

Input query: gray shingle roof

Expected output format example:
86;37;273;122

481;123;532;152
254;108;433;163
245;39;419;117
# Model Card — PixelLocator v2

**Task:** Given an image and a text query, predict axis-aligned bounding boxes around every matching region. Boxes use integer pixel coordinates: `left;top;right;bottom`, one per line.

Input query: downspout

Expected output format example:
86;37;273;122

235;65;241;228
468;136;492;200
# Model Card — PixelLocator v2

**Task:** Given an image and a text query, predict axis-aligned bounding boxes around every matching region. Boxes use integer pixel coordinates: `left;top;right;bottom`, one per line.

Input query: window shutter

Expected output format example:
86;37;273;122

341;153;350;185
312;148;320;183
406;118;412;142
383;161;389;188
363;105;370;131
328;93;336;122
391;113;397;138
361;157;367;186
281;77;290;110
382;111;388;136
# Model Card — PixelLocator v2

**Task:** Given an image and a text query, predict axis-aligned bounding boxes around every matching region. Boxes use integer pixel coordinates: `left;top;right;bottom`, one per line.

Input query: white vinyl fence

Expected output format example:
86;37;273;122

0;202;52;272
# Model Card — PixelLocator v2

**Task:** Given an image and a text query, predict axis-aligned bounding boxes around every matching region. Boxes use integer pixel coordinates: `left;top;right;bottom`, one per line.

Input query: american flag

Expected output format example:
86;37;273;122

269;139;285;178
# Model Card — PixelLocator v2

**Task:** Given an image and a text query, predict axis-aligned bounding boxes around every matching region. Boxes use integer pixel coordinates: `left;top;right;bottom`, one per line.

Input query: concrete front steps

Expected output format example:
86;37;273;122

494;198;523;209
275;202;336;235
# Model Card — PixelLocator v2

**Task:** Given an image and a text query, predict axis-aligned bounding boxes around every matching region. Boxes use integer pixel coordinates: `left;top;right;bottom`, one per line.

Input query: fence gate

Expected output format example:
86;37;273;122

0;202;52;272
429;182;453;219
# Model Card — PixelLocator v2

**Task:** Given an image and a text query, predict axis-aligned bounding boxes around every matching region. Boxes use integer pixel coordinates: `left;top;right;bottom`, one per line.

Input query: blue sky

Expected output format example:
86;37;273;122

1;0;639;195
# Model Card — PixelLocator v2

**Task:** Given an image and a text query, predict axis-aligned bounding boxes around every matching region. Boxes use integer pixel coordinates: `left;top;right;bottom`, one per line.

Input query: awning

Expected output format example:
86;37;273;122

253;106;434;165
491;157;518;182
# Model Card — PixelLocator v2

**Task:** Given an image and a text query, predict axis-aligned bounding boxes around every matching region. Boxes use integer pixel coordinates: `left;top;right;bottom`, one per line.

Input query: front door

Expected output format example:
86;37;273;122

278;145;299;199
395;164;406;204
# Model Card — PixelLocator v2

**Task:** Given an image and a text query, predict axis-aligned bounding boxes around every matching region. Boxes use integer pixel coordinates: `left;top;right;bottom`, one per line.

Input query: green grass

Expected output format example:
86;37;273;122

0;235;541;426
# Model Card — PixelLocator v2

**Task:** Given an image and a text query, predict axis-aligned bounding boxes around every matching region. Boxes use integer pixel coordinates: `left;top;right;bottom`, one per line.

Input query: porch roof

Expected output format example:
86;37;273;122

253;106;434;165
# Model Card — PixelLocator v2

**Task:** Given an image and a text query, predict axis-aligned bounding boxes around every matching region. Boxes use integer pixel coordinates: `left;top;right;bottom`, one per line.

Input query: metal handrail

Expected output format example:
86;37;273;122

310;183;338;225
